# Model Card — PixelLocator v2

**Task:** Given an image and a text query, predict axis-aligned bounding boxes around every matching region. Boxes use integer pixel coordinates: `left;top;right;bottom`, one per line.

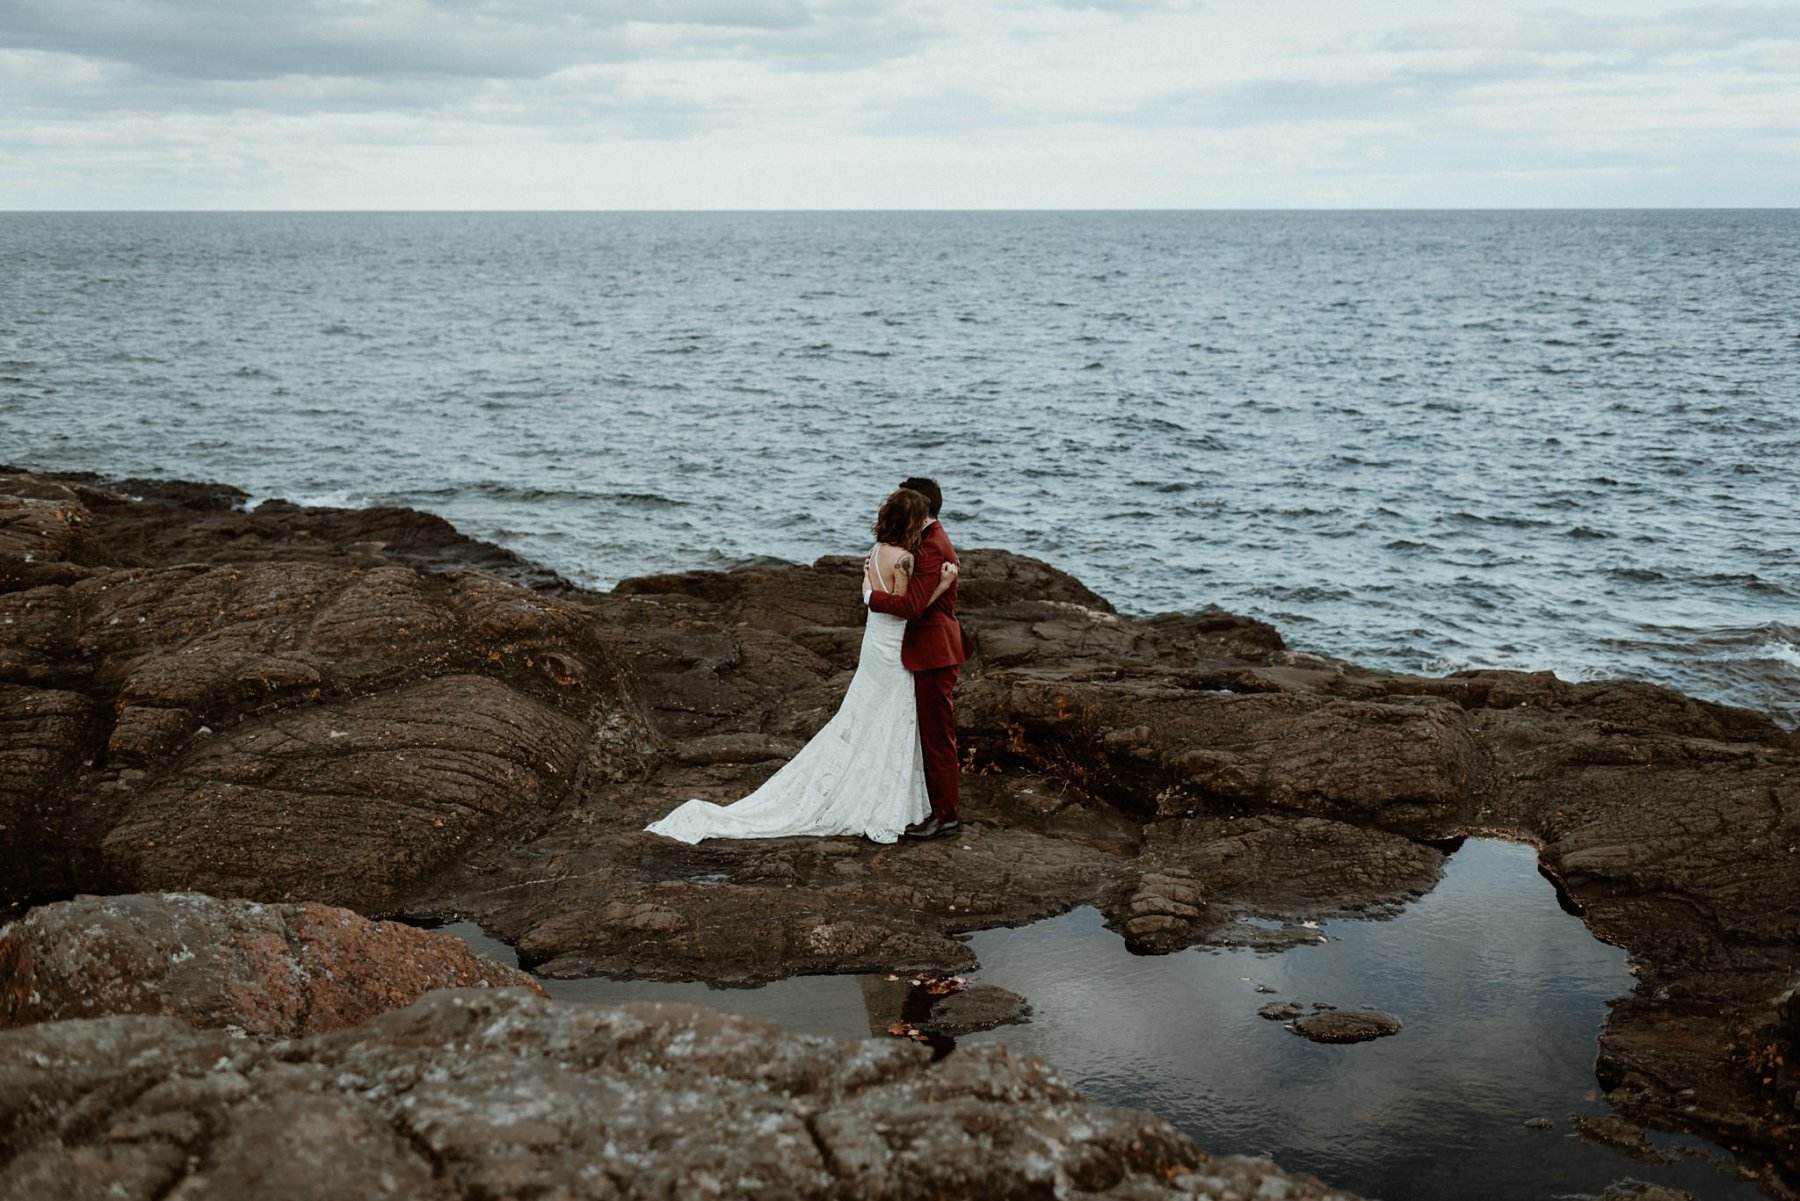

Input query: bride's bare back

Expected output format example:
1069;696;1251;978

863;541;957;602
864;542;915;596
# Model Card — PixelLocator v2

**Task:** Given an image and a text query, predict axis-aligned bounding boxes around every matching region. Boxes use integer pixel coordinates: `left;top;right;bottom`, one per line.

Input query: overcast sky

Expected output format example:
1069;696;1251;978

2;0;1795;209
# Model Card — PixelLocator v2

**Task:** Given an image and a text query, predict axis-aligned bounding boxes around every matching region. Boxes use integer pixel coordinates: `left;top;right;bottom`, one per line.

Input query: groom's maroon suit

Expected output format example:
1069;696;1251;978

866;520;971;822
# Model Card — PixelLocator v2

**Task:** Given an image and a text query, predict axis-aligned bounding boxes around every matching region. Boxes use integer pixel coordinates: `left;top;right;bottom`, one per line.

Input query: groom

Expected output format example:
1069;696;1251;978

866;476;972;840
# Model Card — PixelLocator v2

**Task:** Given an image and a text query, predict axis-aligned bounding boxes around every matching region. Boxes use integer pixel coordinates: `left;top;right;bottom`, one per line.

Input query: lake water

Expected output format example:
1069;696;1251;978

3;210;1796;725
440;839;1764;1201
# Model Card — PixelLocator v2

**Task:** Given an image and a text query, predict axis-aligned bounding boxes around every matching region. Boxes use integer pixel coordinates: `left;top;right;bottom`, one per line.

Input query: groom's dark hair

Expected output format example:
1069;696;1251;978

900;477;942;517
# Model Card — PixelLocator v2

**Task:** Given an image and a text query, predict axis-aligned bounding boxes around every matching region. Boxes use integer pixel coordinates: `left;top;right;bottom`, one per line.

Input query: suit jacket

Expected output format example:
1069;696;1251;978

866;520;972;672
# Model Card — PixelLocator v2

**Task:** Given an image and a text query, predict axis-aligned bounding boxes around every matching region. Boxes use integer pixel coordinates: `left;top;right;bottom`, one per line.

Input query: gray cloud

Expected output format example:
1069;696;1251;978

629;0;941;73
1128;30;1800;135
1371;3;1800;58
0;52;722;143
1129;58;1564;131
0;0;927;85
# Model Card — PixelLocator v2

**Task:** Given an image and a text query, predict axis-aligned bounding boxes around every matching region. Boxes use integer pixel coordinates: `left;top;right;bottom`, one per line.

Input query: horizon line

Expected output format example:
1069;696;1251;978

3;205;1797;215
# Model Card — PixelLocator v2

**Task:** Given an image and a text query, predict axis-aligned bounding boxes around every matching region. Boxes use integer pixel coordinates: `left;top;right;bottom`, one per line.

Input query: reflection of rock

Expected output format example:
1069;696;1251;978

1289;1007;1402;1044
1571;1115;1680;1165
4;470;1797;1192
0;987;1366;1201
916;985;1031;1037
1127;813;1446;943
0;892;541;1036
1116;867;1205;953
1575;1182;1699;1201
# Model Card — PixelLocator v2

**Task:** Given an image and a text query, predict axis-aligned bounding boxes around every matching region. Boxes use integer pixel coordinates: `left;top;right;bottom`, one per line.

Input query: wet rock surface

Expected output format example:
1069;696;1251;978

0;987;1364;1201
0;892;541;1036
1288;1006;1403;1045
914;985;1032;1038
2;470;1797;1196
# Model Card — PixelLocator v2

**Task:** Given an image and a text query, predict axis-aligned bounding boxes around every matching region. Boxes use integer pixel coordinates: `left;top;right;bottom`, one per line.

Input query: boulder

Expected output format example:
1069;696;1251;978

0;892;541;1036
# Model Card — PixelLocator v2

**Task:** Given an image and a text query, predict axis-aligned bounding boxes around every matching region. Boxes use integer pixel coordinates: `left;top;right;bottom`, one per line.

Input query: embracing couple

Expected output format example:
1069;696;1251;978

647;477;971;845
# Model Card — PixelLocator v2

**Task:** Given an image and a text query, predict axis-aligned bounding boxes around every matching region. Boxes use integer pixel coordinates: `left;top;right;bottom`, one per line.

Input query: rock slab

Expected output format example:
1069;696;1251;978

0;987;1367;1201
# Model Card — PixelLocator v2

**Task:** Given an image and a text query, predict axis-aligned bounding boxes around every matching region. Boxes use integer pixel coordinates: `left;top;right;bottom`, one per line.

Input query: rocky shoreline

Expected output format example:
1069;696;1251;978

2;468;1795;1198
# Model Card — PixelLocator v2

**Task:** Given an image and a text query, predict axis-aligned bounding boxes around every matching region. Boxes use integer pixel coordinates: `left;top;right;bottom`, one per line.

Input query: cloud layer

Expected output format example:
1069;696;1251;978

1;0;1794;207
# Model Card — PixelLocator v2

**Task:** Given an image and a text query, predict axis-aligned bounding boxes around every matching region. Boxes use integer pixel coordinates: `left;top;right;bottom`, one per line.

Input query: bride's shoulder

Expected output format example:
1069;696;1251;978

871;542;912;567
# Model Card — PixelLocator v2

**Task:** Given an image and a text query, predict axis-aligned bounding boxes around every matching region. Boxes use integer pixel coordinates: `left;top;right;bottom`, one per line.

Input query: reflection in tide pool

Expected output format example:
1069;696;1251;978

443;839;1762;1201
959;839;1758;1200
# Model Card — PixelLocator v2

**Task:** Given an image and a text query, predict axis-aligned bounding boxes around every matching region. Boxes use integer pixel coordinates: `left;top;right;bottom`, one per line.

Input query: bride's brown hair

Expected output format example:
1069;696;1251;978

872;488;930;556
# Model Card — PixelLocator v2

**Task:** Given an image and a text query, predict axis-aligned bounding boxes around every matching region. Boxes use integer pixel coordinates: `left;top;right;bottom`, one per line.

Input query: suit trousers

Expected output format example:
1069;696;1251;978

914;663;961;821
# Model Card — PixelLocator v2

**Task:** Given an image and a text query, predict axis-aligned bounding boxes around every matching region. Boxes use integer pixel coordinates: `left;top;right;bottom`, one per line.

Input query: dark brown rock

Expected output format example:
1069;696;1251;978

1289;1007;1402;1044
0;468;572;590
98;673;591;909
959;674;1478;825
0;683;108;901
0;892;541;1036
915;985;1031;1037
0;475;644;913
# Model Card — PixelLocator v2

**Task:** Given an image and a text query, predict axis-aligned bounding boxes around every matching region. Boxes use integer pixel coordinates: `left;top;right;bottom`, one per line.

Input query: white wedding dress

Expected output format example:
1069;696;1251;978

644;546;931;844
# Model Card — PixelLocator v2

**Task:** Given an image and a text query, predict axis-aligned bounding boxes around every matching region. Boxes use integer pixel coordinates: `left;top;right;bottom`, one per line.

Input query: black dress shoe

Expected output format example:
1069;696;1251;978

903;817;960;840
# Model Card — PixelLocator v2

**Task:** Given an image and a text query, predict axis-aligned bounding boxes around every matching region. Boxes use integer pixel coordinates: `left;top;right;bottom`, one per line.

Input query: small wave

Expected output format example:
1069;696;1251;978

1755;636;1800;670
261;488;373;510
1702;572;1790;596
1118;416;1190;434
1565;526;1612;539
1446;512;1554;529
607;491;688;509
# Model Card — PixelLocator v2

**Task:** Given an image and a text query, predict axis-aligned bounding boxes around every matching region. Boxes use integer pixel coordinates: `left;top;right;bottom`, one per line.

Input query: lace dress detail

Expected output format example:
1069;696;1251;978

644;545;930;844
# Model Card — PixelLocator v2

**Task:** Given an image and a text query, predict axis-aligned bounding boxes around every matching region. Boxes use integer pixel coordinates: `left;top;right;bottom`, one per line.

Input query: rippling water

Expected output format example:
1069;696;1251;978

3;211;1795;722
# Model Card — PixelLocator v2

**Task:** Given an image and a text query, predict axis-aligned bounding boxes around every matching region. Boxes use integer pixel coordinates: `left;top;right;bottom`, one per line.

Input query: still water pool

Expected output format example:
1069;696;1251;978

442;839;1762;1200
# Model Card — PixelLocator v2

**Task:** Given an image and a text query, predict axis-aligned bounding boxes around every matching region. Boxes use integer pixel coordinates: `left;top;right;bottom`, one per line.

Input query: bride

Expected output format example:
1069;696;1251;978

645;487;958;844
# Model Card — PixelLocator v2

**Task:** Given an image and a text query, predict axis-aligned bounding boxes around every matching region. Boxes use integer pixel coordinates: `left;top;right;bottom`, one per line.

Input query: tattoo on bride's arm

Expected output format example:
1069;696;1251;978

866;547;940;617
